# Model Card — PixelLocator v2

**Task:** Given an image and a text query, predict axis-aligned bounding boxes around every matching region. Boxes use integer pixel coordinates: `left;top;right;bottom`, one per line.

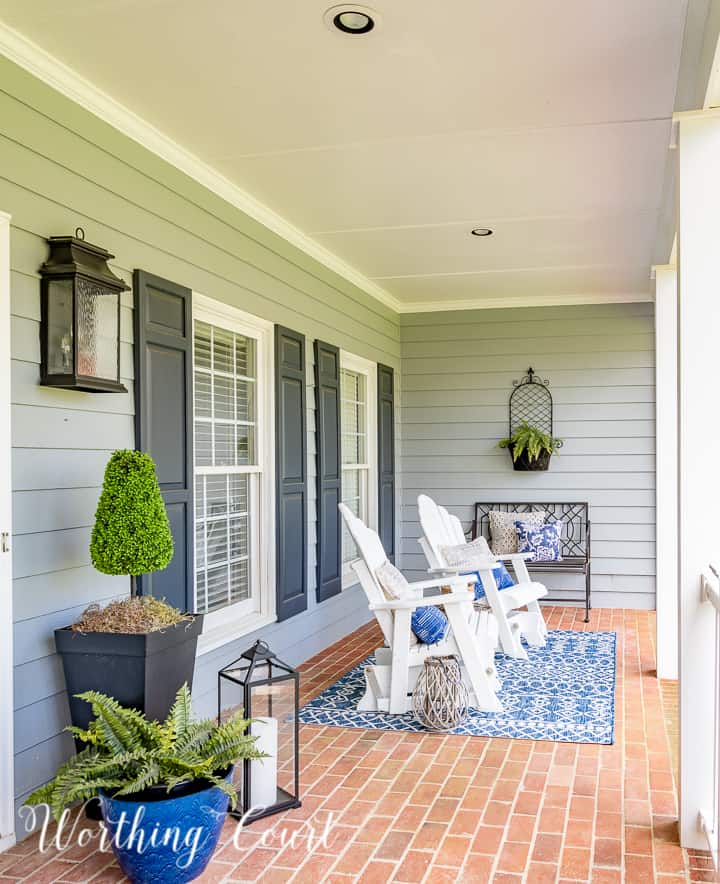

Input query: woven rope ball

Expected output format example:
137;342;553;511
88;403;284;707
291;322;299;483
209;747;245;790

412;655;469;732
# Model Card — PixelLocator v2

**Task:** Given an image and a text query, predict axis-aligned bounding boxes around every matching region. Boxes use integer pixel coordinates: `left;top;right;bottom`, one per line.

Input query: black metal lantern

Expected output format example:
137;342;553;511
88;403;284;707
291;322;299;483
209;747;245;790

218;640;301;824
39;229;129;392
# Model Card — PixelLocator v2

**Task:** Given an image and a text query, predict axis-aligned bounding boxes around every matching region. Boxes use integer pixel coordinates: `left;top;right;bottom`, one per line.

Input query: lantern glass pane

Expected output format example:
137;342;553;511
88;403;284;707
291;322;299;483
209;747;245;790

76;278;119;380
248;677;297;809
46;279;74;374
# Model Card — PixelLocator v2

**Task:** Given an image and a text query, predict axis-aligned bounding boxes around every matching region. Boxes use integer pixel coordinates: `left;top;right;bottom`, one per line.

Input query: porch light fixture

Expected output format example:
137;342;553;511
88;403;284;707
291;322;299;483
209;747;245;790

325;5;377;35
39;229;128;392
471;228;493;237
218;640;301;824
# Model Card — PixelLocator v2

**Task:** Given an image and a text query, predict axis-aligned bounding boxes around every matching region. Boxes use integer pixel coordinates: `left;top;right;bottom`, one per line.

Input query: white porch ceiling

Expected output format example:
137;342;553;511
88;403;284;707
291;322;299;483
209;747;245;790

0;0;690;311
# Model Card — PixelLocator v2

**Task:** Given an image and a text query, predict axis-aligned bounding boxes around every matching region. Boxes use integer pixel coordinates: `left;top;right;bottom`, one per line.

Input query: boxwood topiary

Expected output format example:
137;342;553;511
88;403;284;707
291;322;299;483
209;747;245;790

90;450;173;595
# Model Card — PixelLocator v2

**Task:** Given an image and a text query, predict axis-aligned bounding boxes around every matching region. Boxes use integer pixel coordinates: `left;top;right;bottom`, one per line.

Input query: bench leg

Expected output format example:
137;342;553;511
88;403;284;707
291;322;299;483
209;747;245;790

584;566;591;623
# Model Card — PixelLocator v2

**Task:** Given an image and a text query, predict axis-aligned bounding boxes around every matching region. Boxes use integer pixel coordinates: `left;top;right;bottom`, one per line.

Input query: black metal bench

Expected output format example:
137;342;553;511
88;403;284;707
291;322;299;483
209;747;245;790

471;502;591;622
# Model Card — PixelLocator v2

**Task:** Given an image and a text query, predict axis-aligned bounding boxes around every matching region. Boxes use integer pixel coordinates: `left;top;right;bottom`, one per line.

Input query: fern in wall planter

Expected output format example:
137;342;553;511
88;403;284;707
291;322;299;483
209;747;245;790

498;421;563;472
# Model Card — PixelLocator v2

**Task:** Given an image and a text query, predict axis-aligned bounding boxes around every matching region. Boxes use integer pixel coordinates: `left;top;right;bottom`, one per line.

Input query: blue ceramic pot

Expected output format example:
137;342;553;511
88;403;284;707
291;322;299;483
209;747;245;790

99;767;232;884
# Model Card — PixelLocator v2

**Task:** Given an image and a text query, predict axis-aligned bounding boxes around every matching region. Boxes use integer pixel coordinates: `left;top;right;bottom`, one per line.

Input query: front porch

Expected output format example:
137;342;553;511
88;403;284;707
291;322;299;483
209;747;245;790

0;608;708;883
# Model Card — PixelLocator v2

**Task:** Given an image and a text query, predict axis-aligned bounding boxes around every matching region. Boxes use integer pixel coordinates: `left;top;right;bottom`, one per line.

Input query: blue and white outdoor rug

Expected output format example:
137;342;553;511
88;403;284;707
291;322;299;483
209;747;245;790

299;630;616;744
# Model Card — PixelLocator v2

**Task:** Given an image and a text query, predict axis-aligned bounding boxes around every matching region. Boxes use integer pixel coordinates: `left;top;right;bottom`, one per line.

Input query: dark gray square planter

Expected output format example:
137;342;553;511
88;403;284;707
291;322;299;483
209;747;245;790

54;614;204;731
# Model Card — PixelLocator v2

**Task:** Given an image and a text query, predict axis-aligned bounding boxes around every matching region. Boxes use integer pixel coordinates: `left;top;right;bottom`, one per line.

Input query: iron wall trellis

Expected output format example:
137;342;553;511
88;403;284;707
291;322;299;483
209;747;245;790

509;367;562;448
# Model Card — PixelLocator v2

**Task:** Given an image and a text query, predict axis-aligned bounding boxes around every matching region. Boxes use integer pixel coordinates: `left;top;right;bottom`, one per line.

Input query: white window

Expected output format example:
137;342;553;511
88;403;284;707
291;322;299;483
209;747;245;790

192;294;274;646
340;353;377;583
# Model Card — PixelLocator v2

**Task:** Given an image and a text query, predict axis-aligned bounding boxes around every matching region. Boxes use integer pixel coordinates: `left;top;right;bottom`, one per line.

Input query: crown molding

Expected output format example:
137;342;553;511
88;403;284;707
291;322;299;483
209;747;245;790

651;263;676;280
0;22;401;313
396;291;653;313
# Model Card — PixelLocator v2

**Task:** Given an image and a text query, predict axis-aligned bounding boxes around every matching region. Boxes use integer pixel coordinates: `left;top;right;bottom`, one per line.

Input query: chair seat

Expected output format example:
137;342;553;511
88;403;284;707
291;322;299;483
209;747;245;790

497;581;547;612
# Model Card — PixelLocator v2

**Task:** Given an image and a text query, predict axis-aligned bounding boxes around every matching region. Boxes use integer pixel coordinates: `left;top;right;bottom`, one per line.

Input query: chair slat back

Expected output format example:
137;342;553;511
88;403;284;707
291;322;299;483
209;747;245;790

342;509;387;572
339;503;395;646
418;494;455;566
439;507;468;546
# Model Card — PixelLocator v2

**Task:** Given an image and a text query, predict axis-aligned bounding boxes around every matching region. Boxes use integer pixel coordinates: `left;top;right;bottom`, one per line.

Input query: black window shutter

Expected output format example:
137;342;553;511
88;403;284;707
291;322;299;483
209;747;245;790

378;363;396;562
133;270;194;611
275;326;308;621
314;340;342;602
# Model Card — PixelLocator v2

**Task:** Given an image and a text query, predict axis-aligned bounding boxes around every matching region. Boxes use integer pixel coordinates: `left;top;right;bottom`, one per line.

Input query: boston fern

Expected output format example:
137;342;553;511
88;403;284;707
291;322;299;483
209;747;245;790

498;421;562;463
27;685;265;820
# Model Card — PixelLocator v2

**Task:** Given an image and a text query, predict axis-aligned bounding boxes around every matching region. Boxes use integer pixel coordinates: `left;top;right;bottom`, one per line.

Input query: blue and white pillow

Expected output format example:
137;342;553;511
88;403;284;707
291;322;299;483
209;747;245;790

472;562;515;600
411;606;448;644
515;520;563;562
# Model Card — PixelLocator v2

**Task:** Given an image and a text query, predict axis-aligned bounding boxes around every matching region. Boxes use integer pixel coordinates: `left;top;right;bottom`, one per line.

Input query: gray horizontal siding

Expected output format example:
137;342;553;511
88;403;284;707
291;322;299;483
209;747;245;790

3;54;399;836
397;302;656;609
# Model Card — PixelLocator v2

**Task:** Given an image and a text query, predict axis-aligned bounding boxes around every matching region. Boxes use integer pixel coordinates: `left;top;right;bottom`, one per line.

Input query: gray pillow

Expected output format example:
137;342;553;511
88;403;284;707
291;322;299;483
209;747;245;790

441;537;493;569
375;560;410;600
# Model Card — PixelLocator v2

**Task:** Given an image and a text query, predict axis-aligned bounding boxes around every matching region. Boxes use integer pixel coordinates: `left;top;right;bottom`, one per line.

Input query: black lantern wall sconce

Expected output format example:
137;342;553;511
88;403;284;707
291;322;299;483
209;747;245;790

218;640;301;824
39;228;128;393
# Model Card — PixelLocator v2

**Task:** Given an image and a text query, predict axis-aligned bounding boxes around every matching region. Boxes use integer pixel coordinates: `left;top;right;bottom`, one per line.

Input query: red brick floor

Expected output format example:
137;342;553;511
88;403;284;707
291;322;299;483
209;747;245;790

1;607;715;883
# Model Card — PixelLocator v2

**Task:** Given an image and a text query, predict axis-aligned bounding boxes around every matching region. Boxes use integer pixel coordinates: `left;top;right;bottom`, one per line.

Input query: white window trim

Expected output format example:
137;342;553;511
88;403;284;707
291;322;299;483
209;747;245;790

340;351;377;589
192;293;276;655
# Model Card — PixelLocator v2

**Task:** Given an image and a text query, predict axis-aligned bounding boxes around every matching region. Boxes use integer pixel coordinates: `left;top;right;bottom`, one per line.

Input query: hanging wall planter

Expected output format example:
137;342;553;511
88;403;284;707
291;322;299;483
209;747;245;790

498;368;563;471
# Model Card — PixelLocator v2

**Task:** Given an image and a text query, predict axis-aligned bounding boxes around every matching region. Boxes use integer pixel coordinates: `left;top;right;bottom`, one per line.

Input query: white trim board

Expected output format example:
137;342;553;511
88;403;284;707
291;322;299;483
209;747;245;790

0;210;15;851
396;291;654;314
654;264;678;680
0;21;400;313
0;21;654;317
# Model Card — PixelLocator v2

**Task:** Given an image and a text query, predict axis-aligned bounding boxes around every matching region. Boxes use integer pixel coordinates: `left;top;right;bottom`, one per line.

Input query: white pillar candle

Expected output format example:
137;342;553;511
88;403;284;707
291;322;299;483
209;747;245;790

249;716;278;810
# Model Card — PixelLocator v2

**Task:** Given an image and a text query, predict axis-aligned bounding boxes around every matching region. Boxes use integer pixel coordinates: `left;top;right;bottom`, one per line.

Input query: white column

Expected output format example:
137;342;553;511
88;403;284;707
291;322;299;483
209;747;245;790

676;109;720;850
654;264;678;680
0;211;14;852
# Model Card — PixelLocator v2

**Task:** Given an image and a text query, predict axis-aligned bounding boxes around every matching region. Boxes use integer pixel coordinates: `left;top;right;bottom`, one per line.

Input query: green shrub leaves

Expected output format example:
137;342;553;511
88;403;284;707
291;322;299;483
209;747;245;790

90;450;173;578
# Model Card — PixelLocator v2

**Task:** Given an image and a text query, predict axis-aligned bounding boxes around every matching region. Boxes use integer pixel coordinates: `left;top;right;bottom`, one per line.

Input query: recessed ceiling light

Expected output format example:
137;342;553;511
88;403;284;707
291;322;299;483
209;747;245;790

325;5;378;35
471;228;493;237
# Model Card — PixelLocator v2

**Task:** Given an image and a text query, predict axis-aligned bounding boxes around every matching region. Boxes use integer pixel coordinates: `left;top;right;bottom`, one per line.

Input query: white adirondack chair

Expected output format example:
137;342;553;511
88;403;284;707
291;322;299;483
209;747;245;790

417;494;548;659
339;503;503;714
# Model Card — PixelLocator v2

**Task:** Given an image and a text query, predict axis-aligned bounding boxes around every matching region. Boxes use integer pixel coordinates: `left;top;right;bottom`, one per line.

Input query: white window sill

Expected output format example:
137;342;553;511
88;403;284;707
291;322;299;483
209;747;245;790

196;611;277;656
342;557;364;591
342;572;360;591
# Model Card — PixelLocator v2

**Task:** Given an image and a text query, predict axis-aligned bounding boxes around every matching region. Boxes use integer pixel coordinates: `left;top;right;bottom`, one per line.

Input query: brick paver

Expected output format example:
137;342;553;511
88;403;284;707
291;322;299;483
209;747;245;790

0;607;711;882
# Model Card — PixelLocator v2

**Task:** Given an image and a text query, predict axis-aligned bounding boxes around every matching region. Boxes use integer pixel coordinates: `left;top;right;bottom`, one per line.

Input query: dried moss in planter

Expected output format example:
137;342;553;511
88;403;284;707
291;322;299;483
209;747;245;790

72;596;189;634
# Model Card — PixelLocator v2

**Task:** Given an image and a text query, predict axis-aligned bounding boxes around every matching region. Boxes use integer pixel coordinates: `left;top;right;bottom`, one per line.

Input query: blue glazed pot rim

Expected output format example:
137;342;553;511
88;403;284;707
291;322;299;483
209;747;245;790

99;765;233;805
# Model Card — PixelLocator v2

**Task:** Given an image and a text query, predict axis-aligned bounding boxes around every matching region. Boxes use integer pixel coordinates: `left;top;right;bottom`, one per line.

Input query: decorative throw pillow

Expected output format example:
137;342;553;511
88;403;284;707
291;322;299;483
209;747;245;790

466;536;492;556
440;538;493;569
375;560;410;600
515;520;563;562
489;510;546;554
473;563;515;600
410;605;448;644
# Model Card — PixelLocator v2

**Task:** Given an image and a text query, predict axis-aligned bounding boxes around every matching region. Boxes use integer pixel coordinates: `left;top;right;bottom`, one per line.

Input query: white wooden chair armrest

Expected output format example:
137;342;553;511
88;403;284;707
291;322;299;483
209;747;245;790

369;591;474;612
425;558;500;576
494;552;534;562
406;575;475;592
